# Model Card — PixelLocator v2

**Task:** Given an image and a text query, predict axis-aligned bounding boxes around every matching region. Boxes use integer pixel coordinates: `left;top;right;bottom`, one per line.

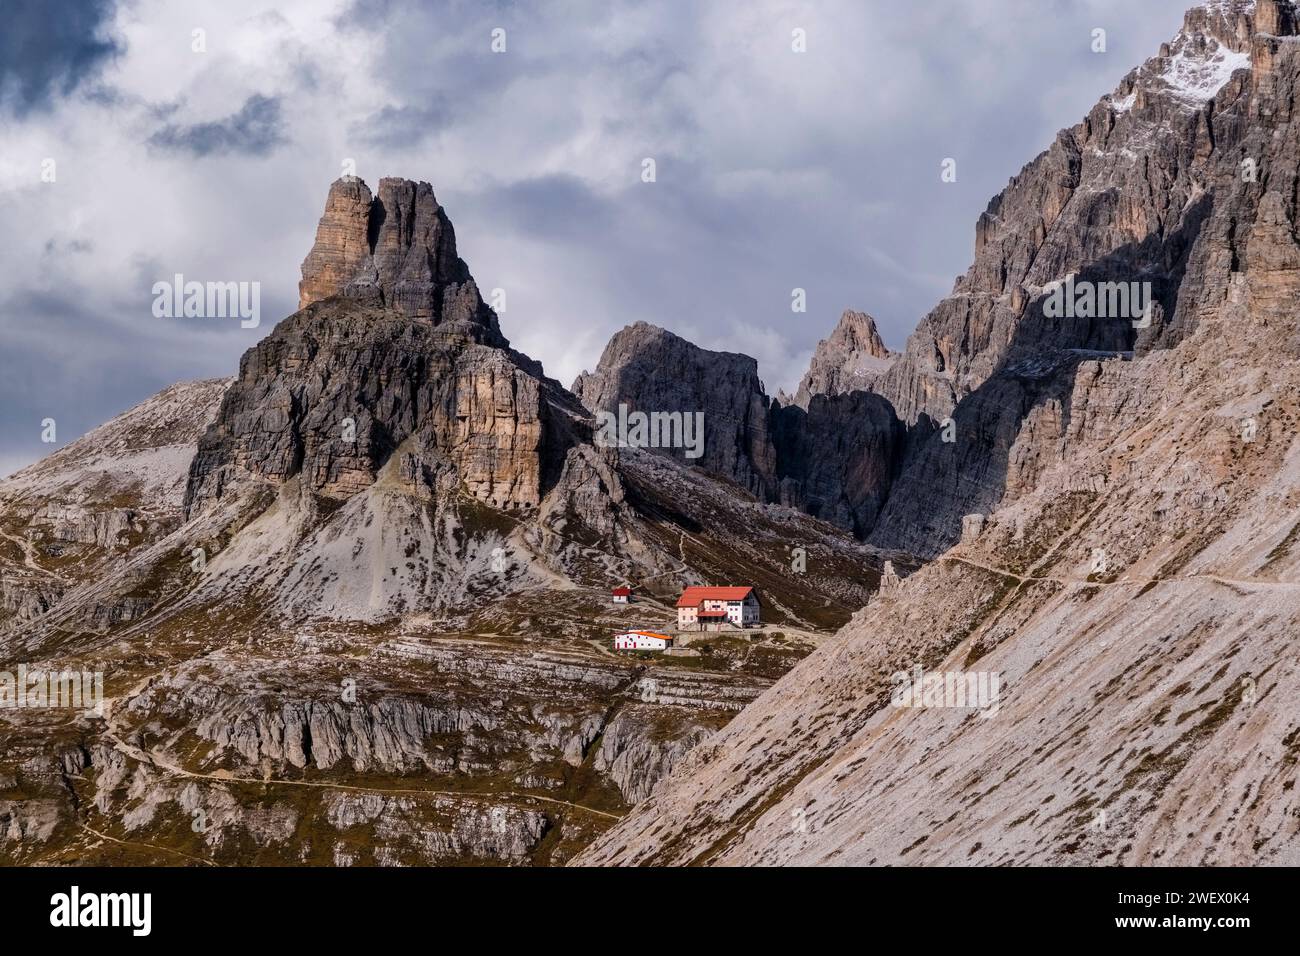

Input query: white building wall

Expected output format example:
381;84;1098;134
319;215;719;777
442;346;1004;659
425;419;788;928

614;634;668;650
677;593;760;629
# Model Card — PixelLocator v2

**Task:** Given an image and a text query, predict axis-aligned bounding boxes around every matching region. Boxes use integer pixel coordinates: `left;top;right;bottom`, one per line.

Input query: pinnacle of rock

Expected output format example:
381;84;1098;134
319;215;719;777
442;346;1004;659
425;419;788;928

298;176;375;312
788;309;895;408
299;175;498;335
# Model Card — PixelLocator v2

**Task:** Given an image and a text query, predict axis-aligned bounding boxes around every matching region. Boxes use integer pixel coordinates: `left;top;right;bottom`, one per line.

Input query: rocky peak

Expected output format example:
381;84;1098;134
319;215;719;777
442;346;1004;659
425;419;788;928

575;321;904;536
1107;0;1265;118
1176;1;1294;48
864;0;1300;557
186;176;576;518
823;309;890;360
298;177;373;312
299;176;502;339
571;322;777;497
1187;0;1259;48
786;309;895;408
849;0;1275;433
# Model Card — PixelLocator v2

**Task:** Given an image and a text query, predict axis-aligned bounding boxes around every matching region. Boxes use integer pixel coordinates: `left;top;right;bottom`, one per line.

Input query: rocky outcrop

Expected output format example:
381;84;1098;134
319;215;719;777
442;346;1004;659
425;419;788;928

188;180;586;517
146;647;624;776
574;321;904;537
0;798;61;845
181;300;588;570
299;176;502;336
786;310;895;408
39;505;136;549
0;576;61;625
323;792;547;864
69;739;546;865
572;322;778;497
594;704;720;804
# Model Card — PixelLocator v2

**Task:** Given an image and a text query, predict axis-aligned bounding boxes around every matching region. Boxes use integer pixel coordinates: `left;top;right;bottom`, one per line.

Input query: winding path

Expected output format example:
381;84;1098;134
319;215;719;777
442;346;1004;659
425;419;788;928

79;822;219;867
939;553;1296;590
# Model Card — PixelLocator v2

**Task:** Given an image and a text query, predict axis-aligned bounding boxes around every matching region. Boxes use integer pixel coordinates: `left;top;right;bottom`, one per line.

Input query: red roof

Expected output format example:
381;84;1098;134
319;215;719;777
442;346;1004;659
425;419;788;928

697;610;728;618
611;587;631;596
676;586;754;608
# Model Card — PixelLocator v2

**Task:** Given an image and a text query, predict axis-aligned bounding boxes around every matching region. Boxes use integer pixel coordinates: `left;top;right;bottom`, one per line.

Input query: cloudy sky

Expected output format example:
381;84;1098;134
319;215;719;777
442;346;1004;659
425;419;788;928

0;0;1195;476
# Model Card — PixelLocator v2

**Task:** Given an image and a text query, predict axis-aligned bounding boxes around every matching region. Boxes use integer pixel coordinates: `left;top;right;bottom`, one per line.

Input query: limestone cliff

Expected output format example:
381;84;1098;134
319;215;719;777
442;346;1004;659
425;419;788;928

865;0;1295;557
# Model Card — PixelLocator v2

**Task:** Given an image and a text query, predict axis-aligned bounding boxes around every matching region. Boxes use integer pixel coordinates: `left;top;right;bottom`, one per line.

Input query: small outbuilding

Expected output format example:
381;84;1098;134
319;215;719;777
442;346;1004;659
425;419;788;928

613;631;673;651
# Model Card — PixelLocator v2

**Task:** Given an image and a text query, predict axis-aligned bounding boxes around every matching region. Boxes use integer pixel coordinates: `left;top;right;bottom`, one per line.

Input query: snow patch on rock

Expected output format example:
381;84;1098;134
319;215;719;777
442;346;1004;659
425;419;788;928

1160;40;1251;104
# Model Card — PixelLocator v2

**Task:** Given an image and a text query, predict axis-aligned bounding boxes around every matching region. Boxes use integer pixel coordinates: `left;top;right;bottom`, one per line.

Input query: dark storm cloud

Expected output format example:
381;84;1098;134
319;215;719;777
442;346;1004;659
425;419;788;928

353;99;458;148
148;94;287;157
482;173;617;240
0;0;121;116
343;12;547;152
0;285;213;475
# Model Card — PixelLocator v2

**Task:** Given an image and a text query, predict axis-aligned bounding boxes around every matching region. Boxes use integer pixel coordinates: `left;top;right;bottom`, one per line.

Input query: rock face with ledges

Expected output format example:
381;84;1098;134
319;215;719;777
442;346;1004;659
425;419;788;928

297;176;374;312
860;0;1288;556
770;392;903;537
